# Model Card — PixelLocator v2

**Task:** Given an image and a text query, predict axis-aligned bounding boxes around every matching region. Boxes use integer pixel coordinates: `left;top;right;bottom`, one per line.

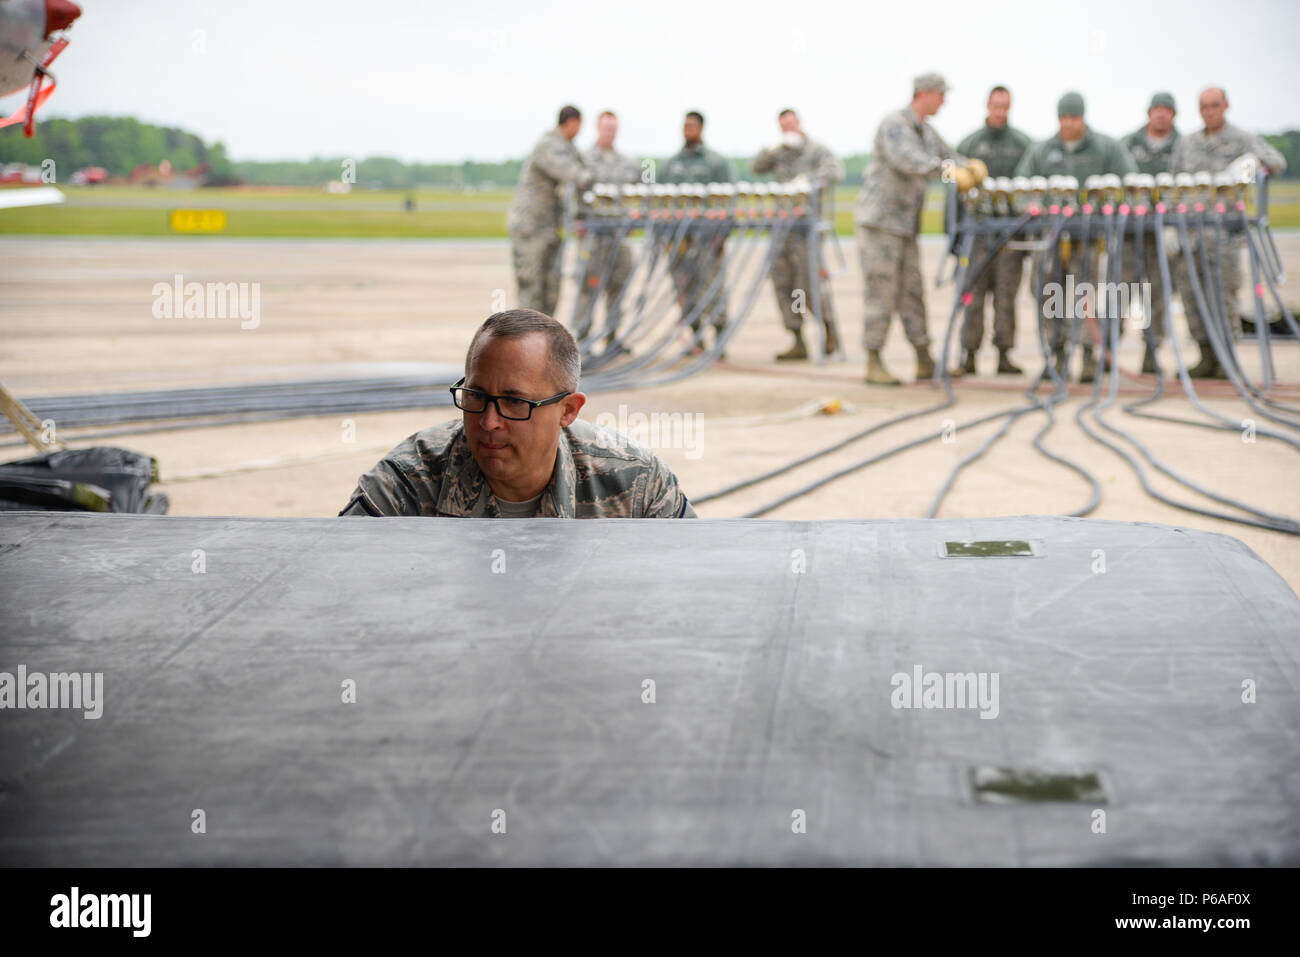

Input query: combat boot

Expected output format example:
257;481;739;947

776;332;807;361
996;349;1022;375
1188;341;1219;379
950;350;976;377
1079;345;1097;384
1141;344;1158;375
865;349;900;386
914;344;935;380
823;320;840;355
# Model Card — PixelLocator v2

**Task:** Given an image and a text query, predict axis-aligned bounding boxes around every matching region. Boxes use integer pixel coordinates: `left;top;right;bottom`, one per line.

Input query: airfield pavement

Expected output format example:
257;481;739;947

1;233;1297;593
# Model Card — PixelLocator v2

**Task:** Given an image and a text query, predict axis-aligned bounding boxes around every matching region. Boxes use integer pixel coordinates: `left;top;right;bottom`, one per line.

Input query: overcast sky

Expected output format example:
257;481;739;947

8;0;1298;164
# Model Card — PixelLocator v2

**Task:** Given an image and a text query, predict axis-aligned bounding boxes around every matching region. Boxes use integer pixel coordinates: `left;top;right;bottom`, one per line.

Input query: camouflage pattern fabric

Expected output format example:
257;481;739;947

512;233;565;318
751;136;844;207
340;418;697;519
1175;228;1242;342
574;144;642;338
1170;122;1287;177
574;235;635;339
508;128;591;235
508;128;591;317
858;226;928;350
753;135;844;334
1170;121;1285;341
585;144;643;186
855;107;958;238
769;235;837;335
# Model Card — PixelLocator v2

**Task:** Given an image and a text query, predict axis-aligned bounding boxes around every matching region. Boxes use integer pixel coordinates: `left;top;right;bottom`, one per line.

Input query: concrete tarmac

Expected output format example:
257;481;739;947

1;235;1296;591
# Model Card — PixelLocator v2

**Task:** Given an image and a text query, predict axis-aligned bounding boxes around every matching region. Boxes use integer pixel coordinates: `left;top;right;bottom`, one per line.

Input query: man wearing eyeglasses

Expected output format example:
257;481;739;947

339;310;697;518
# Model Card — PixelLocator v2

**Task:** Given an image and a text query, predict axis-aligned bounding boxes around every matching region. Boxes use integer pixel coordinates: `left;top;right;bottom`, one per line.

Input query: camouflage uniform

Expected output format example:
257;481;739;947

1171;123;1287;340
855;107;959;350
574;145;641;340
956;123;1032;352
752;135;845;335
661;144;735;334
1015;130;1136;350
1119;125;1182;343
508;128;592;318
339;418;696;518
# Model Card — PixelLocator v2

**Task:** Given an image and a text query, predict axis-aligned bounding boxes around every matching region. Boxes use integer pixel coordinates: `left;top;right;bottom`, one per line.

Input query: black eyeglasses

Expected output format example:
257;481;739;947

449;377;571;421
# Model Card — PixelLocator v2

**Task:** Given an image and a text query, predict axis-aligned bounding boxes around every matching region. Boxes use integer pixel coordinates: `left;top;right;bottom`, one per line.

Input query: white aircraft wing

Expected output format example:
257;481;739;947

0;185;65;208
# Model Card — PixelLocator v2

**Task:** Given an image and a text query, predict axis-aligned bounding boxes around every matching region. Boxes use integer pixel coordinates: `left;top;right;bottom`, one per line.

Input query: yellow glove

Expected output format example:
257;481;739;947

950;159;988;192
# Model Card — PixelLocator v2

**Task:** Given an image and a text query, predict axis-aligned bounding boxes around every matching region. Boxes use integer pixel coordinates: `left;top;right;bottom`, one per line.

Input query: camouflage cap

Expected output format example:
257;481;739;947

1148;91;1176;112
913;72;949;94
1057;91;1085;117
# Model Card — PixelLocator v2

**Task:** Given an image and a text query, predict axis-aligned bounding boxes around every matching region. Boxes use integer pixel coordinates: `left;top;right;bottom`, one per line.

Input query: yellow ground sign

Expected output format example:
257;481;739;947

169;209;227;233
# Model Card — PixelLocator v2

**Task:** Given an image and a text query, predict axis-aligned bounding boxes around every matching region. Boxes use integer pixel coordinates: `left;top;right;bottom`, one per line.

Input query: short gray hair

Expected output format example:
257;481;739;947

465;310;581;393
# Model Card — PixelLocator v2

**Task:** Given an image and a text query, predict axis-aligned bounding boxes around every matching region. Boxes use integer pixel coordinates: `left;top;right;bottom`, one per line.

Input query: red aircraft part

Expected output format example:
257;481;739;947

0;0;81;136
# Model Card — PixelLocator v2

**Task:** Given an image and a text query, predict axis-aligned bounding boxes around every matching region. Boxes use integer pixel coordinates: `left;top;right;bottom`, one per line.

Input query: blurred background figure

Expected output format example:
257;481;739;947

856;73;972;386
1171;86;1288;379
574;110;640;354
661;111;735;351
954;85;1031;377
752;108;845;361
508;105;593;318
1016;92;1135;383
1119;92;1180;373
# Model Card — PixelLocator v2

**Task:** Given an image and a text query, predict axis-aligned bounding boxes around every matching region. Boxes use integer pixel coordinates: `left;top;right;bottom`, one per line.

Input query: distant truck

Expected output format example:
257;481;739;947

0;162;43;183
68;166;108;185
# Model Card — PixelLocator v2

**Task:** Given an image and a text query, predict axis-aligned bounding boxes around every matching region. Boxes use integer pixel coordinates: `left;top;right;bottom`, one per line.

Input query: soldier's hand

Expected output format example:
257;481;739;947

948;158;989;192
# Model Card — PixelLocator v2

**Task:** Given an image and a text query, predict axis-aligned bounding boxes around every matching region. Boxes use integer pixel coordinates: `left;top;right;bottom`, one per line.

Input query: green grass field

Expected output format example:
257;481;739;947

2;183;1297;239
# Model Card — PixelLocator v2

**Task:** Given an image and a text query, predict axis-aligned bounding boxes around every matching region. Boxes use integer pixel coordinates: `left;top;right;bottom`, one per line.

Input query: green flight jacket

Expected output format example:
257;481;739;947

957;123;1032;180
1014;128;1137;181
660;143;734;184
1121;126;1181;175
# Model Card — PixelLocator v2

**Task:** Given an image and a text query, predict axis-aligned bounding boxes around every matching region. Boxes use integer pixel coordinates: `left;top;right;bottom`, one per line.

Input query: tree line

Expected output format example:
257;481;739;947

3;116;1296;189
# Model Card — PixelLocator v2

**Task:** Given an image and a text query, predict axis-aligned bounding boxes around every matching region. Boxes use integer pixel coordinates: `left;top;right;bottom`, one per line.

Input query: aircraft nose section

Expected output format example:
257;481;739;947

45;0;81;36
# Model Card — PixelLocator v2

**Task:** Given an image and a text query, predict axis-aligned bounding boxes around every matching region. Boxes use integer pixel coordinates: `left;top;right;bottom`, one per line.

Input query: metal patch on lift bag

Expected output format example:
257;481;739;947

940;539;1041;558
968;766;1110;804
